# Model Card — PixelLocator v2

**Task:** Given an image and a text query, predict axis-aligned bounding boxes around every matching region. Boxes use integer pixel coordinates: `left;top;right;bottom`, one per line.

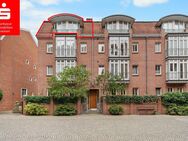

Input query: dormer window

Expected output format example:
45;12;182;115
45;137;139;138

162;21;185;32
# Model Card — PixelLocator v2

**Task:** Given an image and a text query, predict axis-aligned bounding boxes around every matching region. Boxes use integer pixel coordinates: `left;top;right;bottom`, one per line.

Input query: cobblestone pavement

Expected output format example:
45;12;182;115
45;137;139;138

0;112;187;141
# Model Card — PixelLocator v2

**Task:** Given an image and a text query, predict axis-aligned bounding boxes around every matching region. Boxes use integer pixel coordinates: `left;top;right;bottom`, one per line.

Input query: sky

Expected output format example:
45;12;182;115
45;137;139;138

21;0;188;41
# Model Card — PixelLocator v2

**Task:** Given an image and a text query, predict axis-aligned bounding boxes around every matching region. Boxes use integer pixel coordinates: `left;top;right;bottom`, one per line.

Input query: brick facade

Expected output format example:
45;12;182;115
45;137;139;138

0;30;38;111
36;14;188;111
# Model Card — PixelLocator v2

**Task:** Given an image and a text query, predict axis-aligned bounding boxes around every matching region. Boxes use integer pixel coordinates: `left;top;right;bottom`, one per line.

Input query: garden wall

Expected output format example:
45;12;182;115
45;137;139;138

102;97;166;115
22;98;84;115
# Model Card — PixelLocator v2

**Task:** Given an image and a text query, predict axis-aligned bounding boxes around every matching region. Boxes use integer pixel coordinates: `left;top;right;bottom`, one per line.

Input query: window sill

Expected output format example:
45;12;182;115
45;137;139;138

155;52;161;54
132;52;139;54
155;74;162;76
46;52;53;54
46;74;53;77
80;52;87;54
132;74;139;76
98;52;105;54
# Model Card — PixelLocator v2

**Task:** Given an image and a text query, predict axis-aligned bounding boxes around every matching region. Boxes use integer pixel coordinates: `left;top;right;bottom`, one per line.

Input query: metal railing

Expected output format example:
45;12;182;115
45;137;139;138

166;72;188;81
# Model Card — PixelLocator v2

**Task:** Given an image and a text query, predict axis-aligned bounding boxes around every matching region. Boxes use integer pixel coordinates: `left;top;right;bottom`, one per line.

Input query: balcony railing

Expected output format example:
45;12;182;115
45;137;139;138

166;48;188;57
164;29;185;33
56;48;76;57
166;72;188;81
107;29;129;33
56;29;78;33
109;49;130;57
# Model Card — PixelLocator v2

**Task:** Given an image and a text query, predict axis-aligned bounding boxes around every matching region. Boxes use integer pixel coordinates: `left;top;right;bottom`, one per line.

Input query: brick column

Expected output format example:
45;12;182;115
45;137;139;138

49;98;54;115
102;97;108;114
76;98;82;115
22;100;26;115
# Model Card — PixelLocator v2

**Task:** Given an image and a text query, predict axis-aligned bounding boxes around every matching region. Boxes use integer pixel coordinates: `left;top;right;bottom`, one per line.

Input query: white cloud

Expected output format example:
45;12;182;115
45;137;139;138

121;0;168;7
21;0;33;11
32;0;60;5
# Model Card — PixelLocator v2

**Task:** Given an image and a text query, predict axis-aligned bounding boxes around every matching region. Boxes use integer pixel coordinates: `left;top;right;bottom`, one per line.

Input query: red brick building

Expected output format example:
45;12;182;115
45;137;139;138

0;29;38;111
36;14;188;111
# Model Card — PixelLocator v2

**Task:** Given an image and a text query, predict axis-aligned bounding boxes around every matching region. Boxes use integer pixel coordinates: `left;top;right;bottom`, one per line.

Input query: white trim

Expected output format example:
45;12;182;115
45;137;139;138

21;88;28;98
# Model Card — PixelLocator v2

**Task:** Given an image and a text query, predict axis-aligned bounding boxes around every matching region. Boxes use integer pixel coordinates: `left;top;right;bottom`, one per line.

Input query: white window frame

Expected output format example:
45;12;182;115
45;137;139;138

156;88;161;96
155;42;161;53
98;65;105;75
132;65;139;75
47;43;53;53
133;88;139;96
80;43;87;53
155;65;162;75
132;43;138;53
47;66;53;76
21;88;28;98
98;44;105;53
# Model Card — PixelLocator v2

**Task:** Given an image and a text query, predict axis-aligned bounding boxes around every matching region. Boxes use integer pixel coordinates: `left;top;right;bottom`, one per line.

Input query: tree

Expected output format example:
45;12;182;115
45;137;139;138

48;66;90;98
96;72;127;95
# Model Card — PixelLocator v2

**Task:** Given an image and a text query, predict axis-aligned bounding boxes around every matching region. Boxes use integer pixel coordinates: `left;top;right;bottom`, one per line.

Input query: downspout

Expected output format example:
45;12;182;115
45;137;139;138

145;37;148;95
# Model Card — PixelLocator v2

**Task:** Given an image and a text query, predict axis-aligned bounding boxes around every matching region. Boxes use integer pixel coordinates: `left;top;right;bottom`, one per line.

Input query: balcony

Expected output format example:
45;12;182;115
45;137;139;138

56;48;76;58
107;29;129;34
166;72;188;83
109;49;130;58
166;48;188;57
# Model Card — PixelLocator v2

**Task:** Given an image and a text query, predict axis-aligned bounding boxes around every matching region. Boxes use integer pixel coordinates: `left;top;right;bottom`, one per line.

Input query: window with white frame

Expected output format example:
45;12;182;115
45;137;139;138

109;37;129;57
56;37;76;57
132;43;138;53
109;60;129;80
47;43;53;53
133;88;139;96
155;65;162;75
47;66;53;76
21;88;28;97
177;88;184;93
80;43;87;53
168;87;174;93
98;65;105;75
162;21;185;32
56;60;76;74
155;42;161;53
132;65;138;75
98;44;105;53
156;88;161;96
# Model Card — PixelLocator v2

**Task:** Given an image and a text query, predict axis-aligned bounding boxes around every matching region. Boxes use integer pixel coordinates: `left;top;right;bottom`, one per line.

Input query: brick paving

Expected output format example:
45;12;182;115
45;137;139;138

0;113;187;141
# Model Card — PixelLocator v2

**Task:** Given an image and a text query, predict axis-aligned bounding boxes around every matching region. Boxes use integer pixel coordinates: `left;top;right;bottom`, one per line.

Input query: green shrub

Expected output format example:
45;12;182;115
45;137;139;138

53;96;78;104
131;96;144;104
54;104;77;116
105;95;158;104
0;90;3;101
161;92;188;107
24;103;48;115
25;96;50;104
167;105;188;116
108;105;123;115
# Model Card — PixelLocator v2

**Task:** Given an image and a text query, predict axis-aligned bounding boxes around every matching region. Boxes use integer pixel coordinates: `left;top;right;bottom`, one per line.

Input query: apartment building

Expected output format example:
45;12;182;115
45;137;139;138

36;14;188;110
0;29;38;111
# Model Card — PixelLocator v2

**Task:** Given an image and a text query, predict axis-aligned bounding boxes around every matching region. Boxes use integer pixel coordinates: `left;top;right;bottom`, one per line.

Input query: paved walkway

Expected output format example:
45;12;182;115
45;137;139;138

0;113;187;141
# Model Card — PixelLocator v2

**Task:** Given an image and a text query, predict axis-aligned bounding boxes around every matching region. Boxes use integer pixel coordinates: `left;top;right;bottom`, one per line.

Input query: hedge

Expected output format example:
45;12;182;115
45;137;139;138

25;96;50;104
161;92;188;107
53;96;79;104
105;95;159;104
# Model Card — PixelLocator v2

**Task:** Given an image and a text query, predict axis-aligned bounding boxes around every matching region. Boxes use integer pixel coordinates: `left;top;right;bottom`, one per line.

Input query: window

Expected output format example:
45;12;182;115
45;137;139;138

132;43;138;53
98;44;105;53
46;88;51;96
21;88;28;97
133;88;139;96
98;65;105;75
156;88;161;96
132;65;138;75
155;42;161;53
155;65;162;75
25;59;29;64
168;88;174;93
47;43;53;53
80;43;87;53
56;60;76;74
177;88;183;93
33;65;37;70
47;66;53;76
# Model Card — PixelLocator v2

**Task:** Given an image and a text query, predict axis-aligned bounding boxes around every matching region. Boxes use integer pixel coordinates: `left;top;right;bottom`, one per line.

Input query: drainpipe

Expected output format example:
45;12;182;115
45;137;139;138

145;37;148;95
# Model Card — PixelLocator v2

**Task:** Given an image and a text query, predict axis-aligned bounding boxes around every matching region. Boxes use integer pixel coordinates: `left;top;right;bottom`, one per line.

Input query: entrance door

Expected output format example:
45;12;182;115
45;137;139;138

89;90;98;109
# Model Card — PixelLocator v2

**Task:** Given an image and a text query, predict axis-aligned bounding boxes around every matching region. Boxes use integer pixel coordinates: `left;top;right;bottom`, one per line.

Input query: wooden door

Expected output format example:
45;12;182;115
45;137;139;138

89;91;97;109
